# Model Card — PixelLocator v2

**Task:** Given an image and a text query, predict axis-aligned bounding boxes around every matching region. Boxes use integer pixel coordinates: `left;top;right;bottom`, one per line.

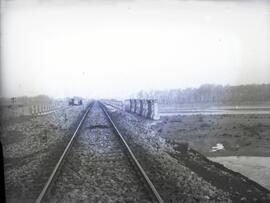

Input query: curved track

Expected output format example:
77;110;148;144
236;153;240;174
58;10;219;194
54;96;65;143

36;101;163;203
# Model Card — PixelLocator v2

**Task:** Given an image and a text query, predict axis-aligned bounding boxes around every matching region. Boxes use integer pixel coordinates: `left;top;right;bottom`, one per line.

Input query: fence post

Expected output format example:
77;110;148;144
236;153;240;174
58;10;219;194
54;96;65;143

135;99;140;115
130;99;134;113
142;100;147;117
139;100;143;115
152;99;160;120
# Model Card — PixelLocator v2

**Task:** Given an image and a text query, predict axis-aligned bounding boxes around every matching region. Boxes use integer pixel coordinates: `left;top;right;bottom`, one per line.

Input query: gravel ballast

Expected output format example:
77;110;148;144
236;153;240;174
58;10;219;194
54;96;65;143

107;106;270;202
47;102;152;202
2;105;88;202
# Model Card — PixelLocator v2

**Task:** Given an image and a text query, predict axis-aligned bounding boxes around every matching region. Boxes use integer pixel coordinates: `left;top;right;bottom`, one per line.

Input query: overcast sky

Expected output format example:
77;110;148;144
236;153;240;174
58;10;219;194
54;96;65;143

1;0;270;99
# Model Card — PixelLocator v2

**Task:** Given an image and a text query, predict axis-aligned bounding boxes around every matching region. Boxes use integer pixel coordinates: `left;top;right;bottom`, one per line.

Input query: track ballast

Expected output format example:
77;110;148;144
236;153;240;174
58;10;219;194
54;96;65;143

36;101;163;203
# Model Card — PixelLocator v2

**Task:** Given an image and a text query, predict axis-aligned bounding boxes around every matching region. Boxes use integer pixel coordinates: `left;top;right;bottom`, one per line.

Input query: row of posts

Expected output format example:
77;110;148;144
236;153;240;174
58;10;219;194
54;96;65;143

125;99;160;120
30;104;59;115
0;104;62;119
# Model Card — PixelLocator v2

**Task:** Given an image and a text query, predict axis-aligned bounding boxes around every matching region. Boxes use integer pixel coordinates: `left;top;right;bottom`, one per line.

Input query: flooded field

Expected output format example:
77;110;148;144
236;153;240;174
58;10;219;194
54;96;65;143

155;109;270;192
208;156;270;191
159;104;270;116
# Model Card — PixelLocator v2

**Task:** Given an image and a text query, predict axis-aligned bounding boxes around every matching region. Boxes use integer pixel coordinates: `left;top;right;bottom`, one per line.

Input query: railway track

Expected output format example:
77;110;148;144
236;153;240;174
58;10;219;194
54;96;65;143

36;101;163;203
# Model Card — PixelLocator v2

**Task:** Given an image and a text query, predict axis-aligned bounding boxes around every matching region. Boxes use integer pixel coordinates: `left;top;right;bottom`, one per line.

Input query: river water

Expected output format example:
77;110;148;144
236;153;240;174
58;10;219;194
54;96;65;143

208;156;270;191
159;105;270;116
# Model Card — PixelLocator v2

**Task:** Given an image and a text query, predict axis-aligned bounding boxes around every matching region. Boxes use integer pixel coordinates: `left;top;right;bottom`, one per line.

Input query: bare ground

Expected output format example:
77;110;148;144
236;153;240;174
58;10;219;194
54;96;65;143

156;114;270;157
107;107;270;202
1;105;87;202
2;103;270;202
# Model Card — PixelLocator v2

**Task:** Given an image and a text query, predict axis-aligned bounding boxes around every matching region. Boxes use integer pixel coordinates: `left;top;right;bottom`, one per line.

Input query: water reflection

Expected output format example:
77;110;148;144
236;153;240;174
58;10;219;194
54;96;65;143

159;106;270;116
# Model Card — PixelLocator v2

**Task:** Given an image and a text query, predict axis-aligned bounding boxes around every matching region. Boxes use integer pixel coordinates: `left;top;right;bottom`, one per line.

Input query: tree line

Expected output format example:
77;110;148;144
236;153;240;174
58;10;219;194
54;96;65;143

0;95;53;106
136;84;270;105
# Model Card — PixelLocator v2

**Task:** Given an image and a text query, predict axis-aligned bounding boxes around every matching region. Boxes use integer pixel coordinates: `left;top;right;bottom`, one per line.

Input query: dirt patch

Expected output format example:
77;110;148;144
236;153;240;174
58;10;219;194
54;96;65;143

87;124;109;129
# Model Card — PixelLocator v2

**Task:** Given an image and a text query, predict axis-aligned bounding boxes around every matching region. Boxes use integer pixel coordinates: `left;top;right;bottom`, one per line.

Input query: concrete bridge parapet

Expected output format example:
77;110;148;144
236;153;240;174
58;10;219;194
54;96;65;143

124;99;160;120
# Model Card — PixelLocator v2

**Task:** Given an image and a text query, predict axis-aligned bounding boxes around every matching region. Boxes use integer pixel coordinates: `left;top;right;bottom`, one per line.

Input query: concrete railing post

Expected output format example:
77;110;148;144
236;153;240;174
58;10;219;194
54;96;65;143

135;99;141;115
134;99;137;114
139;100;143;115
152;99;160;120
124;99;160;120
147;100;151;119
142;100;148;117
130;99;134;113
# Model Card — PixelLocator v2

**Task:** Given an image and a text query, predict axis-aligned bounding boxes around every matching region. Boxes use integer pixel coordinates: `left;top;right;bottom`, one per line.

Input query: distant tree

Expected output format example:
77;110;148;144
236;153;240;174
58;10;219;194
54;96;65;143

136;84;270;105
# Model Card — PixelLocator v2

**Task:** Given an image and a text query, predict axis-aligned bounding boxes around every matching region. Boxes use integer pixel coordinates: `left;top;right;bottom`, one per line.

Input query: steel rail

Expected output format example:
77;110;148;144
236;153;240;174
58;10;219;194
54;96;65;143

36;102;93;203
99;102;164;203
102;101;123;111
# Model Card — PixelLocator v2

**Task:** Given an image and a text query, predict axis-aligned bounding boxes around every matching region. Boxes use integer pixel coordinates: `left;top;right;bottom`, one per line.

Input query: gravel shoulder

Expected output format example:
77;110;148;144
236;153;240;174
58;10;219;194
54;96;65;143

108;107;231;202
107;107;270;202
2;105;88;202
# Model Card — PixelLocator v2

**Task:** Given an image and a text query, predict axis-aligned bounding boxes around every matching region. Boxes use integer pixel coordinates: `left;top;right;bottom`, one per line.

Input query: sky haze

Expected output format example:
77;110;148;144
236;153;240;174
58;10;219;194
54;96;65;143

1;0;270;99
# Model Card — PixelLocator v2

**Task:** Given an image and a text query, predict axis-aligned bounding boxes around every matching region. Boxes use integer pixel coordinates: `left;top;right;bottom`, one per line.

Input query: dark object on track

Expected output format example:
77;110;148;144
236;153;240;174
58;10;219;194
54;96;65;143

100;102;164;203
69;98;83;106
36;101;163;203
